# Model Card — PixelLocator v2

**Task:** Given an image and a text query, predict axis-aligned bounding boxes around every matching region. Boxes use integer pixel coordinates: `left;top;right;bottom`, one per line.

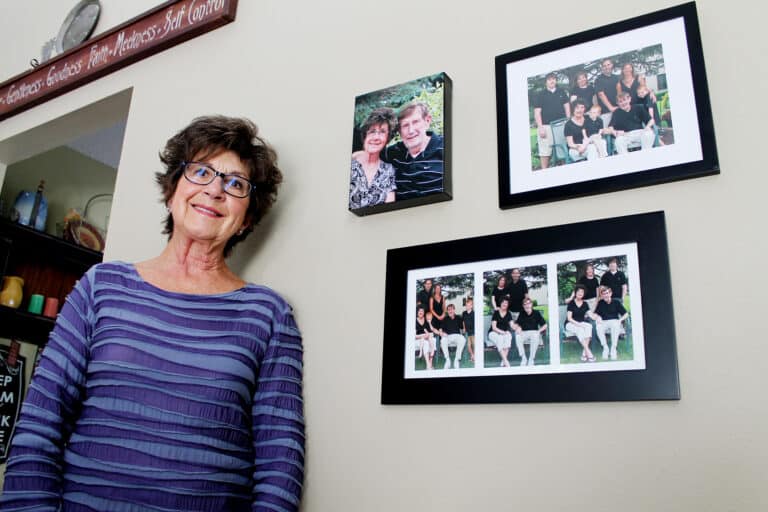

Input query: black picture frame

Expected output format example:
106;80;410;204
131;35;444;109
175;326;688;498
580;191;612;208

381;211;679;404
495;2;718;209
349;72;452;216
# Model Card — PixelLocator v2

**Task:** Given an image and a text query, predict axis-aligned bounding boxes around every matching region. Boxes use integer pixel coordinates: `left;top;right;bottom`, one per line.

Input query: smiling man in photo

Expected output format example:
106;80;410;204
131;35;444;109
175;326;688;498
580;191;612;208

383;101;445;201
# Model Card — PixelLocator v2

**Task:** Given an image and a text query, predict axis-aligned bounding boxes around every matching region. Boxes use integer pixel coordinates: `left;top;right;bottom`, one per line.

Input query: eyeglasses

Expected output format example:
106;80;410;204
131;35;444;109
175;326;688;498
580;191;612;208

365;128;388;137
181;162;254;198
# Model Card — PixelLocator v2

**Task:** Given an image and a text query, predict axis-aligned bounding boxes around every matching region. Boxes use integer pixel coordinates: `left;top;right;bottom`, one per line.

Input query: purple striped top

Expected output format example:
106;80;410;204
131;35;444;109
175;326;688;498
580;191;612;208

0;262;304;511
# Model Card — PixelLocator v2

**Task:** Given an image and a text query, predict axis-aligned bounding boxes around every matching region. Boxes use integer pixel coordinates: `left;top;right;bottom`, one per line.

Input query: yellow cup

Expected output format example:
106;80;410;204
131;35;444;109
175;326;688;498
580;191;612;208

0;276;24;308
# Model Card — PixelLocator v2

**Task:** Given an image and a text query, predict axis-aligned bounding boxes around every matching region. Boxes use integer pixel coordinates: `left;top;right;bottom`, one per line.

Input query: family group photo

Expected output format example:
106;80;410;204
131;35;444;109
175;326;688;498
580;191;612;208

557;256;634;364
349;73;449;214
482;266;549;368
527;44;673;171
402;242;646;379
411;267;553;372
413;274;474;371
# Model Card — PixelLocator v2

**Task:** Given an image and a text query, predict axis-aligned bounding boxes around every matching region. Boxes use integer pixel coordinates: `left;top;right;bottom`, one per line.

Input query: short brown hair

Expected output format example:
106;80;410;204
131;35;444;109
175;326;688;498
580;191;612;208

156;115;282;256
359;107;396;144
397;101;430;124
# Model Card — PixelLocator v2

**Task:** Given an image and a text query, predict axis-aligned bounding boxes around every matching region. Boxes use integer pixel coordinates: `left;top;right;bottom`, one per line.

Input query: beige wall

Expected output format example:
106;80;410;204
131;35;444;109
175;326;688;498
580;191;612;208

0;1;766;510
0;146;116;236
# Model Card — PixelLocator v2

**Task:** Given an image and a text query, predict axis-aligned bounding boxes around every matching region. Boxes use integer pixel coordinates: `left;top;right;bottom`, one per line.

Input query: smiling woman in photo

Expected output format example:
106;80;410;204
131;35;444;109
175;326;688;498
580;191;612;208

349;107;397;210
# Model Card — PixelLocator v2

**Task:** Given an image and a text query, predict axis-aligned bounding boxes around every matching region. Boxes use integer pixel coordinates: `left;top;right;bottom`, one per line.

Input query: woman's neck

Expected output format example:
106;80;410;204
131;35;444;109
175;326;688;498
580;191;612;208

165;235;228;273
136;235;244;294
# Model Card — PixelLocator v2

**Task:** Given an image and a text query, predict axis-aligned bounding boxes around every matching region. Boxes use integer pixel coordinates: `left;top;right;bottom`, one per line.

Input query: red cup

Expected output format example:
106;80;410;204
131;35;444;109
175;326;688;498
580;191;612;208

43;297;59;318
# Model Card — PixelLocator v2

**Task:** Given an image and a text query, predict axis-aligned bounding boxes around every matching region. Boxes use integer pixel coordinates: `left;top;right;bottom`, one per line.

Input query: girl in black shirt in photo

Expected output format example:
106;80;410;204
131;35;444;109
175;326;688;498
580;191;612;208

491;275;508;312
415;306;436;369
565;284;596;362
429;283;446;329
488;297;515;367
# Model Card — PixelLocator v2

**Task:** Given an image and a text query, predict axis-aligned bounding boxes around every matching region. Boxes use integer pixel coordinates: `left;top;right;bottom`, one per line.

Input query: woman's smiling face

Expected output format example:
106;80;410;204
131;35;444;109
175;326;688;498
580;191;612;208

363;123;389;155
169;149;251;250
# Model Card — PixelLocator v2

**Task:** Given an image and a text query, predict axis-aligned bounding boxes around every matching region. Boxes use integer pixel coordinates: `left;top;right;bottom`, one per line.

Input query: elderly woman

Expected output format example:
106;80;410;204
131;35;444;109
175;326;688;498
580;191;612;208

349;107;397;210
0;116;305;511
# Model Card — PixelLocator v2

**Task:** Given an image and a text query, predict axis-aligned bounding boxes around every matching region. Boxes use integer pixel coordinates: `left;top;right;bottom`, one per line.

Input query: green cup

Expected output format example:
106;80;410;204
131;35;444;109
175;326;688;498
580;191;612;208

27;294;44;315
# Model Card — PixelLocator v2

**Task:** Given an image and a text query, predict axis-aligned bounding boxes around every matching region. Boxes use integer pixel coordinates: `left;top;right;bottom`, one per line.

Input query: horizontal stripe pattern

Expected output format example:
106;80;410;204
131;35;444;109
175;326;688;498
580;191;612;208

0;262;304;511
384;134;445;200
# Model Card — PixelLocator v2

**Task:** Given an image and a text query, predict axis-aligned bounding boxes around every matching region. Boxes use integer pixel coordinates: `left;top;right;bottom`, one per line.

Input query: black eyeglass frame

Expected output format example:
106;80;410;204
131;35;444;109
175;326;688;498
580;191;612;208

180;161;255;198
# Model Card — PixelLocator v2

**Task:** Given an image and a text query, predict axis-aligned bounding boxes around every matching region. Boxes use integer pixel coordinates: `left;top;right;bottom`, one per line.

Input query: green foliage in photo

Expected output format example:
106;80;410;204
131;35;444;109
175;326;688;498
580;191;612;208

353;73;446;147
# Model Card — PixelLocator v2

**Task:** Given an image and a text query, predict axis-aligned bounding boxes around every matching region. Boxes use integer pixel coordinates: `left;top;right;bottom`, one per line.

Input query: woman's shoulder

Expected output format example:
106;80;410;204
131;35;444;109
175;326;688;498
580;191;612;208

379;159;395;173
566;118;583;127
239;283;295;316
83;260;136;282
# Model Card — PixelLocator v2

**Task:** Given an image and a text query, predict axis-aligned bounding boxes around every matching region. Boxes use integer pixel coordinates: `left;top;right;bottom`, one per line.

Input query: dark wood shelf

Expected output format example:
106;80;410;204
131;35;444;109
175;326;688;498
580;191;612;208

0;305;55;346
0;218;102;346
0;218;102;267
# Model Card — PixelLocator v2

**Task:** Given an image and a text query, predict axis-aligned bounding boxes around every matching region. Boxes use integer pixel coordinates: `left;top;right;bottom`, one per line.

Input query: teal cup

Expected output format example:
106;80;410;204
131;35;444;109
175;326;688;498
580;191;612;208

27;294;44;315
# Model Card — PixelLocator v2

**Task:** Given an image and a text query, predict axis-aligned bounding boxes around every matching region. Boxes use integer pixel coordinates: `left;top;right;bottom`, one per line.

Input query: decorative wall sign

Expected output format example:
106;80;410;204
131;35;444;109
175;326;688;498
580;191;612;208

381;211;679;404
495;2;718;209
0;0;238;122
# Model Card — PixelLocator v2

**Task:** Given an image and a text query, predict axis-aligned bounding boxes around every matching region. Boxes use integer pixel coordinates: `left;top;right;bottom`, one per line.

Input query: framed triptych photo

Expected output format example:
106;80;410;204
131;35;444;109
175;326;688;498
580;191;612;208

381;211;679;404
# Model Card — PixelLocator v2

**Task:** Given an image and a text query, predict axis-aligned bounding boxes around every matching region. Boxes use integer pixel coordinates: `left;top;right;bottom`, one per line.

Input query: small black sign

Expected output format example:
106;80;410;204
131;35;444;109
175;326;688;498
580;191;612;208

0;346;26;463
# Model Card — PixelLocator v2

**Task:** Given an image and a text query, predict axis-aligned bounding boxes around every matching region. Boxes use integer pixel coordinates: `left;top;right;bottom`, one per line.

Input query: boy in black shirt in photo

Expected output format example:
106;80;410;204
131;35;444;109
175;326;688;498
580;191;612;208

584;105;608;157
440;304;466;369
514;299;548;366
593;287;629;360
608;91;655;154
462;298;475;363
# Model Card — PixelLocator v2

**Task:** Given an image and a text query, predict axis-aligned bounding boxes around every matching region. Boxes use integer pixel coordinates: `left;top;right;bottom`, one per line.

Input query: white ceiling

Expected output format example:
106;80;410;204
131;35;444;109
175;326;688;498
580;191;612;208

0;88;132;168
66;119;126;170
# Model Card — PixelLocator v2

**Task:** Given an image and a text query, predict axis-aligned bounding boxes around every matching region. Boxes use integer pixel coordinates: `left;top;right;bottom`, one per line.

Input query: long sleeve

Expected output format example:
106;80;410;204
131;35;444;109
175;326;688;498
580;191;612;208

251;304;305;512
1;269;94;510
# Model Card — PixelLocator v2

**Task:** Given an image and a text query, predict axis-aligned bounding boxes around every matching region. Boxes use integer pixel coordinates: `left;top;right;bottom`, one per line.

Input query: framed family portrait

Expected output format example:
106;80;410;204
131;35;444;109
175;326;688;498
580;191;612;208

381;211;679;404
349;72;452;216
495;2;718;209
